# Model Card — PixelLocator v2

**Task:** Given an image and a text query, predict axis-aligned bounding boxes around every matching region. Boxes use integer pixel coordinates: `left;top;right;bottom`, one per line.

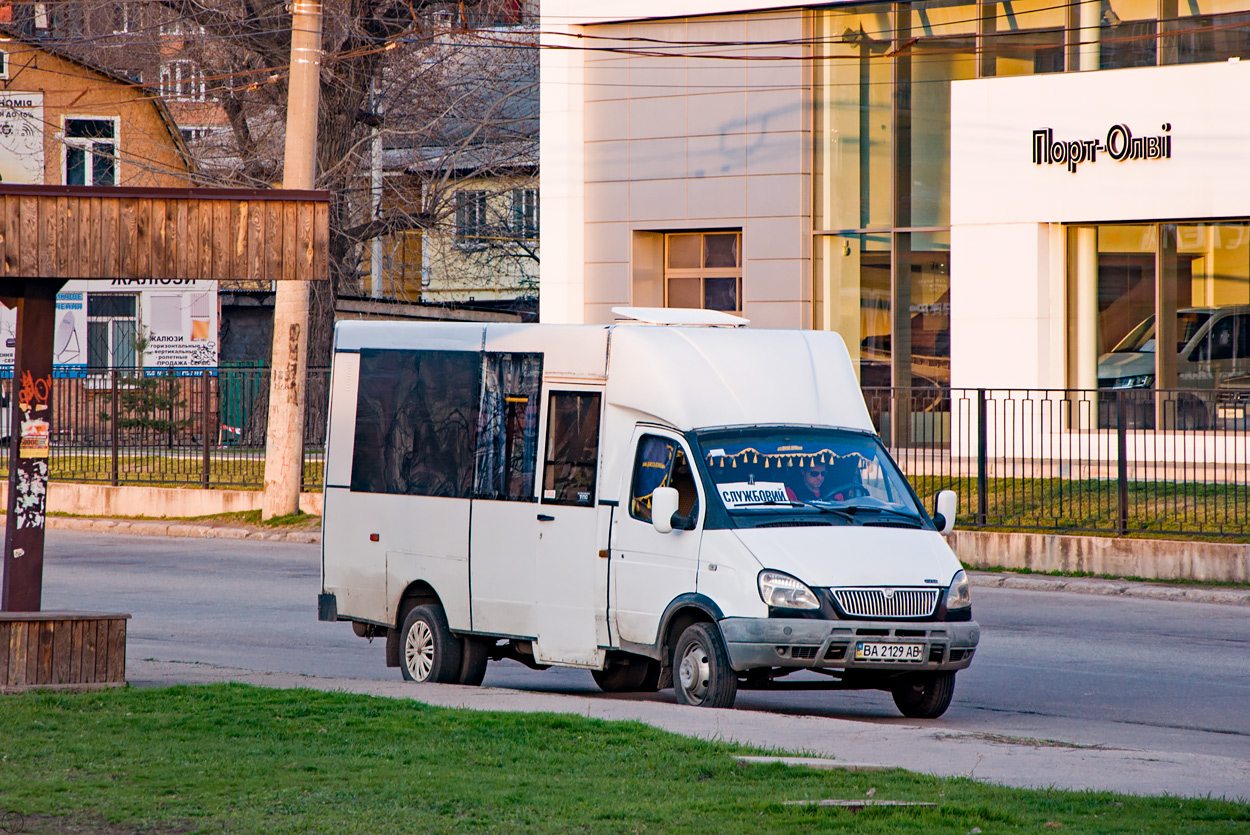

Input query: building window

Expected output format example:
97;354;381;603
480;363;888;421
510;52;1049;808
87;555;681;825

456;190;489;247
64;118;117;186
160;60;206;102
664;231;742;312
0;50;8;80
512;188;538;239
87;293;138;369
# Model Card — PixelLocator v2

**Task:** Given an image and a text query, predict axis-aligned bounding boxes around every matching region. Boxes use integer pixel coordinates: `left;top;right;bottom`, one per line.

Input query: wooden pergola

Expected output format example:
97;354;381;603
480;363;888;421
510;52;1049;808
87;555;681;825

1;184;329;616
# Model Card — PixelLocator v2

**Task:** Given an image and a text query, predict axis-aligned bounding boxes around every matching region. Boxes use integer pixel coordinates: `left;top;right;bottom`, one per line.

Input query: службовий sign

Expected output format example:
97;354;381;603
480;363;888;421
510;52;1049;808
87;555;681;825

1032;123;1172;173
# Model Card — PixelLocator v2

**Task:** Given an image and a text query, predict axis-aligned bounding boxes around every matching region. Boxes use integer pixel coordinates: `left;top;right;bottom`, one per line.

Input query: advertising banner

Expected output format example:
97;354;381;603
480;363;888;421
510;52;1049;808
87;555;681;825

0;91;44;184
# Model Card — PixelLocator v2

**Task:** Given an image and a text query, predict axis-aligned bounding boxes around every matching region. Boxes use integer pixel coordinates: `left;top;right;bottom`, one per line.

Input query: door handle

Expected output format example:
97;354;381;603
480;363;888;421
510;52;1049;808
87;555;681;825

537;514;555;521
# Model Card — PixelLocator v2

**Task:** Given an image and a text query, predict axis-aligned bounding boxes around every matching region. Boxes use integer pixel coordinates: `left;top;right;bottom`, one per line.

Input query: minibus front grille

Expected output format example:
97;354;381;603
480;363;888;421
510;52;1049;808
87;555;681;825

832;588;939;618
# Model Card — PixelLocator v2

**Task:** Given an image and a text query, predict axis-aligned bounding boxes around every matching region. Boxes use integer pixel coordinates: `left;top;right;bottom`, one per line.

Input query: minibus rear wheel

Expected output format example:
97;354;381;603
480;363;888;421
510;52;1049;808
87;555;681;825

673;623;737;708
399;604;463;684
592;655;657;692
891;671;955;719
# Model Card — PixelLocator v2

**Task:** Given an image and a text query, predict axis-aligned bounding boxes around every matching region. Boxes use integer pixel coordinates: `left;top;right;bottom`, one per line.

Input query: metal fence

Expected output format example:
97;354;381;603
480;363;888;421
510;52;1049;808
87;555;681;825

865;387;1250;537
1;367;329;490
4;372;1248;535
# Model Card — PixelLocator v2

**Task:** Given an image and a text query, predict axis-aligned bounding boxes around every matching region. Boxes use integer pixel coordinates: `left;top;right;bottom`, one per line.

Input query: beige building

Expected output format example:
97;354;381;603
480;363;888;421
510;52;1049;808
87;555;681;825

0;30;193;188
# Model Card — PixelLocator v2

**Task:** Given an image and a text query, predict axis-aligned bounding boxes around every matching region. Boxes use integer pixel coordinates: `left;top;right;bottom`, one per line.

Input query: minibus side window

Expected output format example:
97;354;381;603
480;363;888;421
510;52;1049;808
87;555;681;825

474;352;543;501
630;436;699;523
541;391;601;506
350;349;480;497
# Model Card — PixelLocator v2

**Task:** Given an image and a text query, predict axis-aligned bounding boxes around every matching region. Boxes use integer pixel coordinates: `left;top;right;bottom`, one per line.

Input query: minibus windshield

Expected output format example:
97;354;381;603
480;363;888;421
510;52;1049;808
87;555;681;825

694;428;926;525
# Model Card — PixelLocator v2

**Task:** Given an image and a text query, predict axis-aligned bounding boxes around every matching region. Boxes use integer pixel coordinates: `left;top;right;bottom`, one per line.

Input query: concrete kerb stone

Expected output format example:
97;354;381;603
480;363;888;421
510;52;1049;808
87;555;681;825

969;570;1250;607
32;514;321;545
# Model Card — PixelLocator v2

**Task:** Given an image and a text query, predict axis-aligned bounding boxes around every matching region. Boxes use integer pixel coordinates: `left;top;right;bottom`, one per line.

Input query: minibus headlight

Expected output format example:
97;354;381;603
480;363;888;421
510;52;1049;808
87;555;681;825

944;569;972;610
758;571;820;610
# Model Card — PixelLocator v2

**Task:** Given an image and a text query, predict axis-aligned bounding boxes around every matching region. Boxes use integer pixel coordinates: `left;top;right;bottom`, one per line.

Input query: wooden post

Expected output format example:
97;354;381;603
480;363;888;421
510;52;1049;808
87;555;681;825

262;0;322;520
2;279;66;612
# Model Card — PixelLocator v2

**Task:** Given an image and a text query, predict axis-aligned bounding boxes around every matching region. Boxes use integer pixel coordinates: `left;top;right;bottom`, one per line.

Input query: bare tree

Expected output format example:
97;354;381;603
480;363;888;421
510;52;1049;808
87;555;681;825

42;0;538;362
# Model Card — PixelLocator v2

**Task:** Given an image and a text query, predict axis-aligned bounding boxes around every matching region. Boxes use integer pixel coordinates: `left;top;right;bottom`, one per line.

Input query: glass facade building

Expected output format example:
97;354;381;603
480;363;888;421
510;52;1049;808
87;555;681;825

813;0;1250;389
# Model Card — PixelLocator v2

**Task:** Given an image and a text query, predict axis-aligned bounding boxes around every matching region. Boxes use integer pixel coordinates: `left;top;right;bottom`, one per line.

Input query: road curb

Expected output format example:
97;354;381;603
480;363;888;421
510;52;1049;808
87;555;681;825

39;515;322;545
969;570;1250;607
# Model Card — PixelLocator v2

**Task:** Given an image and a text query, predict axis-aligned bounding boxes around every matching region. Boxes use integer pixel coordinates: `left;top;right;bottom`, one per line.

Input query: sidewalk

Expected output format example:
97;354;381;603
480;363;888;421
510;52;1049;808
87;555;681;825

20;512;1249;607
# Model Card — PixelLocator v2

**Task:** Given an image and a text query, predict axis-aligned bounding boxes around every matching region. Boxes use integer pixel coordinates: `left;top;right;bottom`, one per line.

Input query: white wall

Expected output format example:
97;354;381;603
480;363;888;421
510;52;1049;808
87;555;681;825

543;10;813;327
950;60;1250;388
951;61;1250;226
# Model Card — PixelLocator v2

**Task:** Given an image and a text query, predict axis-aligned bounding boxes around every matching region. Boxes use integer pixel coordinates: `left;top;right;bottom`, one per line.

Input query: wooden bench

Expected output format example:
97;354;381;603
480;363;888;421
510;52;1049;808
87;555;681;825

1;612;130;693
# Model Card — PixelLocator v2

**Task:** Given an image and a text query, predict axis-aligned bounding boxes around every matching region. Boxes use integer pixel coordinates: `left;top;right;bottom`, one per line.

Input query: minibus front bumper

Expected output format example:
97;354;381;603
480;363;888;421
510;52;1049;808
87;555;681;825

718;617;980;672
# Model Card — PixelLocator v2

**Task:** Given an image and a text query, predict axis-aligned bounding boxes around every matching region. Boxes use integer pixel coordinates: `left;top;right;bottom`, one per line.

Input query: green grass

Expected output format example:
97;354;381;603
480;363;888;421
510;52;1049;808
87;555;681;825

0;685;1245;834
910;476;1250;536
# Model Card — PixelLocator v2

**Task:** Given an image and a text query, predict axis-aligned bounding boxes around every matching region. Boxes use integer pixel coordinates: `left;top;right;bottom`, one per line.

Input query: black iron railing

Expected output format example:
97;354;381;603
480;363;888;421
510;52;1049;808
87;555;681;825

1;367;329;490
864;387;1250;537
4;374;1248;534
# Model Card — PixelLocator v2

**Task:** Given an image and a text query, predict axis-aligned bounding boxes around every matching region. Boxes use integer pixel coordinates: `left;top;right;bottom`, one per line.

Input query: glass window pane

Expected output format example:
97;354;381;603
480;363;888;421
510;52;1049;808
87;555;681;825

909;231;951;387
813;7;894;231
1101;0;1159;69
111;320;137;367
87;321;109;368
909;32;976;228
1162;10;1250;65
667;276;701;308
704;233;738;268
474;352;543;501
704;277;738;311
95;144;116;186
88;293;136;317
667;234;701;269
630;436;698;523
350;349;481;497
66;119;114;139
66;146;86;186
542;391;601;507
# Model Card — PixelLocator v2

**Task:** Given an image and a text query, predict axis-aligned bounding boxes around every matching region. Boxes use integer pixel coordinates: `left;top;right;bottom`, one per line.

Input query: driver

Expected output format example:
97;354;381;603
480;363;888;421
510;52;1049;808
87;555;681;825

786;461;827;502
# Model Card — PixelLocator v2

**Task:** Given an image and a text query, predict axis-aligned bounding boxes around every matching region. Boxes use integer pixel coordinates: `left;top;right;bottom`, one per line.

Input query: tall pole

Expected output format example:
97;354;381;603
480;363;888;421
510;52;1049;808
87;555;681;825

262;0;322;520
370;81;384;299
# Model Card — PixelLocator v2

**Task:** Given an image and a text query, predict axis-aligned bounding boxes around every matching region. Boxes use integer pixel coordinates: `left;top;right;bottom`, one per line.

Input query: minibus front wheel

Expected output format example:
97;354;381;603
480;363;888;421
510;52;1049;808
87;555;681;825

399;604;463;684
891;671;956;719
673;623;737;709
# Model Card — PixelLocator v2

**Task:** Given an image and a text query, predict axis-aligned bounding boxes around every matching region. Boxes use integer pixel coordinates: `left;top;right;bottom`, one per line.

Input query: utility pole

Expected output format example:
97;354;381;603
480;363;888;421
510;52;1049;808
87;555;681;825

262;0;323;520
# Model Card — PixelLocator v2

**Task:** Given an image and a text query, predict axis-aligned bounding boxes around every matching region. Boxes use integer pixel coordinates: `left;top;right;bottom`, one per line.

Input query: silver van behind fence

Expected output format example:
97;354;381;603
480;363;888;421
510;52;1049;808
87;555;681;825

318;308;978;717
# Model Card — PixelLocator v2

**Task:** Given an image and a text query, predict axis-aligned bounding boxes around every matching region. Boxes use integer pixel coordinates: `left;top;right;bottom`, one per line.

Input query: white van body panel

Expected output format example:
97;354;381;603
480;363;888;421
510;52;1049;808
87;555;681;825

483;323;609;378
468;501;537;636
605;327;873;433
734;527;964;589
693;529;766;619
335;320;486;352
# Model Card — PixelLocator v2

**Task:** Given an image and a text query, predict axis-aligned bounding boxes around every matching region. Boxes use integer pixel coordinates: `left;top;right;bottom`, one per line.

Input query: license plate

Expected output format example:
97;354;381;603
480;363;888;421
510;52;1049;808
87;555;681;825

855;641;924;662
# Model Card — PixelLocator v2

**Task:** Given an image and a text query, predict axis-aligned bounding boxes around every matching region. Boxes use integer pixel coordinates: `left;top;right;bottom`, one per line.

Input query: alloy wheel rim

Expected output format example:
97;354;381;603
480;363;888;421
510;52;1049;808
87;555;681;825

678;642;711;704
405;620;435;681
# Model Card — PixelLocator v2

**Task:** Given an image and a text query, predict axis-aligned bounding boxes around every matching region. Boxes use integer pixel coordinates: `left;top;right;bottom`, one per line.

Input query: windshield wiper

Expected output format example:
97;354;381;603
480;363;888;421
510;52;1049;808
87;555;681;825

788;500;856;523
832;505;925;527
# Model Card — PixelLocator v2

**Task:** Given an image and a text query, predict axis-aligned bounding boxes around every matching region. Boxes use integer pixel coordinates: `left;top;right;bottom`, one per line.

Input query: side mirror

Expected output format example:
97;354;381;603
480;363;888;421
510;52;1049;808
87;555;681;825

933;489;957;535
652;486;680;534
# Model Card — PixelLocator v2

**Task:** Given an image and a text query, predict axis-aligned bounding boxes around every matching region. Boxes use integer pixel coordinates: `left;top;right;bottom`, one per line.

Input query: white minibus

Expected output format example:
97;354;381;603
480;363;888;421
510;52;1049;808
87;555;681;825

319;308;979;717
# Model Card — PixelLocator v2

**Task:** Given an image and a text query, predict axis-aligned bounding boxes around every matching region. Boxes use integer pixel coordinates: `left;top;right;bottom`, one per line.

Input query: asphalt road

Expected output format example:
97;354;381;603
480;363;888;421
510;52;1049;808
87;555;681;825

31;528;1250;793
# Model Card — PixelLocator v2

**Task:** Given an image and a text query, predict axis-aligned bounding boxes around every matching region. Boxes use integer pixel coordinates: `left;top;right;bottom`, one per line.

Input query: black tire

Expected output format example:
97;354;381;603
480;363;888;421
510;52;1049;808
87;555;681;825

399;604;462;683
635;658;661;693
672;623;737;708
457;636;490;686
891;671;956;719
592;656;650;692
